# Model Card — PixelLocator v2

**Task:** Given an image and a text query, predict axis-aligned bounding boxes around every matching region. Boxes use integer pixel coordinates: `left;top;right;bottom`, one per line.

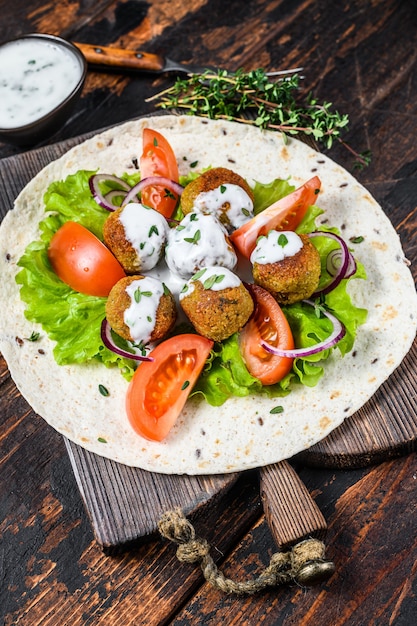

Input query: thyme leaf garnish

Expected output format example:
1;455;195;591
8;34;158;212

131;340;147;355
148;68;370;167
191;268;207;281
203;273;225;289
99;384;109;397
134;287;153;303
184;229;201;245
278;233;289;247
312;294;327;318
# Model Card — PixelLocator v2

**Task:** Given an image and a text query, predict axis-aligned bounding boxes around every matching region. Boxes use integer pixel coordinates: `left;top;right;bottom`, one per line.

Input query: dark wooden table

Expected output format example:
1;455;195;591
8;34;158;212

1;1;417;624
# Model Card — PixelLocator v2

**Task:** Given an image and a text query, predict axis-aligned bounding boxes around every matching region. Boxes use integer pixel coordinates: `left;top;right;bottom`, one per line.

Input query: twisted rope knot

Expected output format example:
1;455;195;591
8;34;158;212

158;508;195;544
158;508;210;563
158;508;331;595
291;538;326;570
177;538;211;563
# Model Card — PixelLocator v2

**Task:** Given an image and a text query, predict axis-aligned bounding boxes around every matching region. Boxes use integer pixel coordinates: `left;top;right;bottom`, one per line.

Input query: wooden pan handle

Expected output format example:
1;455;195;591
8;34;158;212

73;42;166;73
260;460;327;546
260;460;334;584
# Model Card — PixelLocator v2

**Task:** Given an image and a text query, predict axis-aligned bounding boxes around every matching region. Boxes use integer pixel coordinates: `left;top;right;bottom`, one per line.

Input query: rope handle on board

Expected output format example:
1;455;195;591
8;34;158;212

158;508;335;594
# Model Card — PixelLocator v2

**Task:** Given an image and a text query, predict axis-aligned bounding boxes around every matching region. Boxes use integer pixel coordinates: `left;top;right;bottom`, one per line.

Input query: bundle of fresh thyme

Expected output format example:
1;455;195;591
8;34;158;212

148;68;370;168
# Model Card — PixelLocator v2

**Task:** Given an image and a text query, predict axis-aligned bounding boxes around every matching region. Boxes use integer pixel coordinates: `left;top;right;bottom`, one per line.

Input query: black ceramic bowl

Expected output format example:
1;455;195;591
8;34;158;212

0;33;87;146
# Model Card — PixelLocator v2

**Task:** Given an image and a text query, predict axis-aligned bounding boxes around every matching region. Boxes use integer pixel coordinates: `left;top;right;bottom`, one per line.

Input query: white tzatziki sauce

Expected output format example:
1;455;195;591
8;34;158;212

193;184;254;231
119;203;169;271
0;38;82;128
179;266;242;301
165;212;237;279
250;230;303;265
124;276;166;345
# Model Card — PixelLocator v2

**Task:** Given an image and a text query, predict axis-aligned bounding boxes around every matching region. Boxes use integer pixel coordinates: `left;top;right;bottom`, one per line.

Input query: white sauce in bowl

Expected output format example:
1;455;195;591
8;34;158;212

0;38;83;128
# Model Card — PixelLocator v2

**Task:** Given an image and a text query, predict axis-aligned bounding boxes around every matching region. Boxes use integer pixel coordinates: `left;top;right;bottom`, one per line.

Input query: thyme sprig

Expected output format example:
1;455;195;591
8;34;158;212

148;68;370;168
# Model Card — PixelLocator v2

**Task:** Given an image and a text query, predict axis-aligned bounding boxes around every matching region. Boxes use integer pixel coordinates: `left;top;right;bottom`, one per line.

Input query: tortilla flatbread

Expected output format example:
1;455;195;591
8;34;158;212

0;115;416;474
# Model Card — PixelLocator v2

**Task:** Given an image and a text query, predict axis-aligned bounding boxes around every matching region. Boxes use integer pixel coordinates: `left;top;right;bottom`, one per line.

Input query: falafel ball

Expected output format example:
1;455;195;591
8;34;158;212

103;203;169;274
165;211;238;279
180;167;254;232
106;275;176;345
179;266;254;342
251;230;321;305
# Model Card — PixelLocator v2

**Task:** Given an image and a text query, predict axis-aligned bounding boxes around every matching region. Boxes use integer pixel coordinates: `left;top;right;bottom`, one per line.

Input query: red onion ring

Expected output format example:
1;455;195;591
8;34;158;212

308;231;354;296
260;300;346;358
100;319;153;362
326;248;357;278
89;174;130;211
122;175;184;206
104;189;128;206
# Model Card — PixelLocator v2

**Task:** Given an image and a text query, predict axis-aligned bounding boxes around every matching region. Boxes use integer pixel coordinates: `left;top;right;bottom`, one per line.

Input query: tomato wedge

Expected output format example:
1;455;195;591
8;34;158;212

140;128;180;218
126;334;214;441
239;284;294;385
48;221;126;297
230;176;321;258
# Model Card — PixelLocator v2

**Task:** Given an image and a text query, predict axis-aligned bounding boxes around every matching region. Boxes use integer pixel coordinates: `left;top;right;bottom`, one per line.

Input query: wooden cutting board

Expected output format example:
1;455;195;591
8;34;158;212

63;338;416;552
1;128;416;553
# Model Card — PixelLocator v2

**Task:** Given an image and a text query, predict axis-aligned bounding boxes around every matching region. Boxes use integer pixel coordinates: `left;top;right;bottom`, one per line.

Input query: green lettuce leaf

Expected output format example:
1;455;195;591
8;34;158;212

192;333;263;405
252;178;295;214
16;169;368;404
16;170;138;378
193;200;368;402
